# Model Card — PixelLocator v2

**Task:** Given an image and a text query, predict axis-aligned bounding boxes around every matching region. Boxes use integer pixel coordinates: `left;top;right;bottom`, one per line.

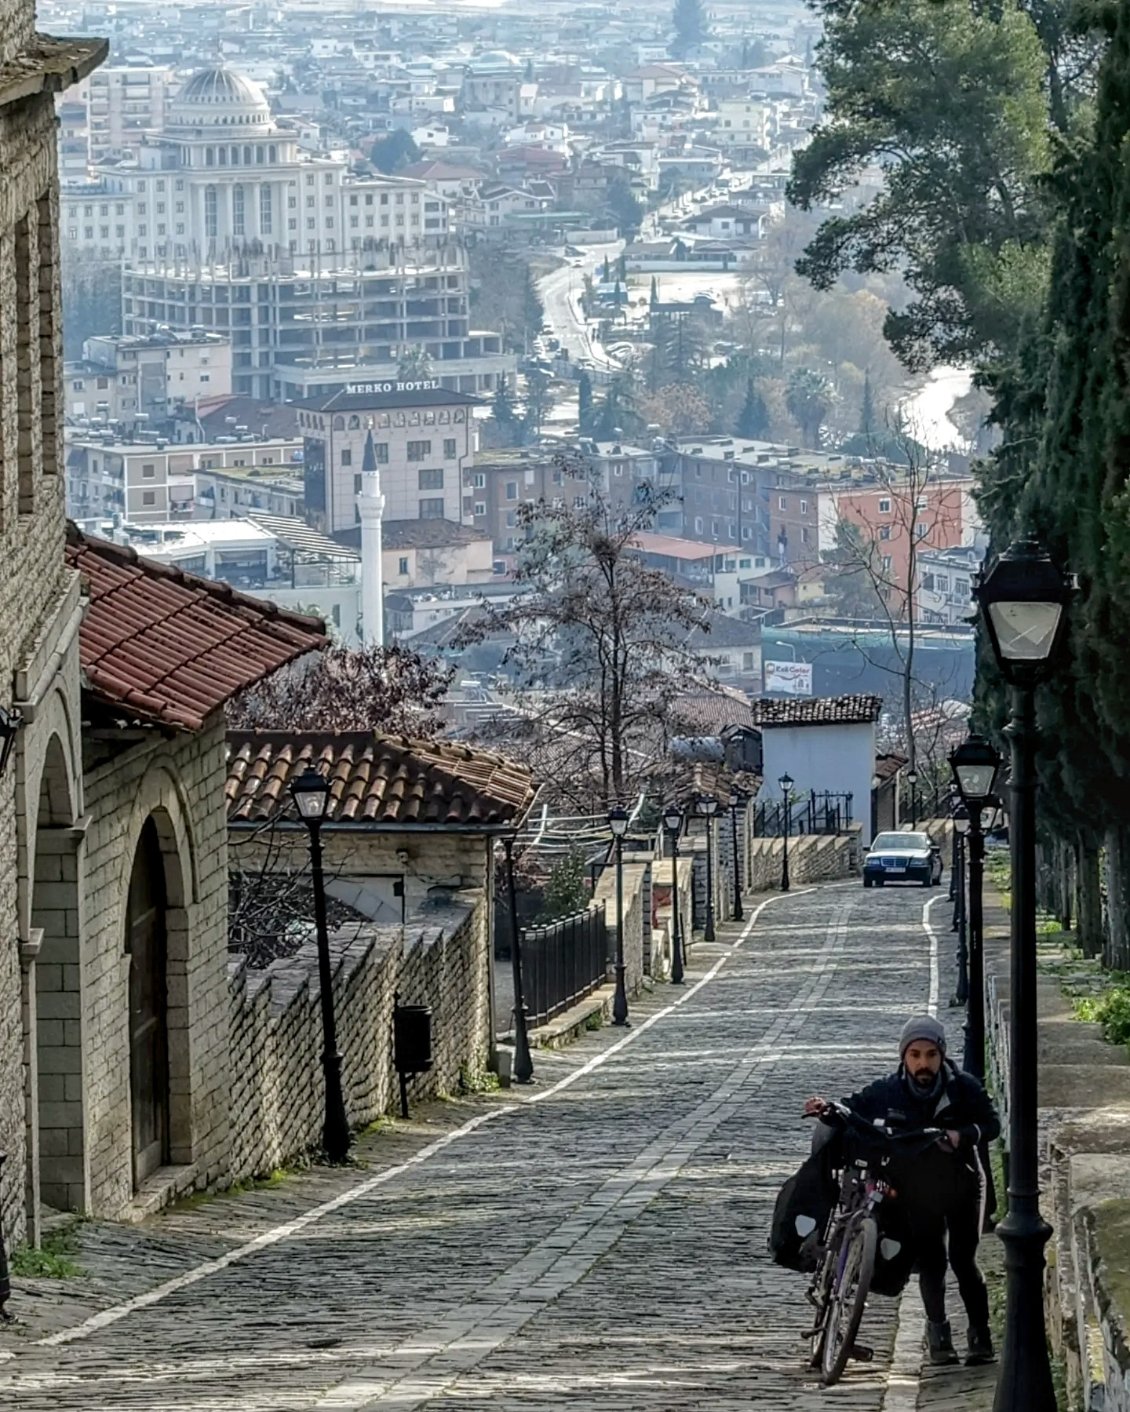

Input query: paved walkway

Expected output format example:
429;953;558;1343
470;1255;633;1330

0;881;998;1410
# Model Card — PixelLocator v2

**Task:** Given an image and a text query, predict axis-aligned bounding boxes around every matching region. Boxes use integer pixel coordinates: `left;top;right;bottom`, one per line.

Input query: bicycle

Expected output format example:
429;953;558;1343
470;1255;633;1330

803;1101;944;1386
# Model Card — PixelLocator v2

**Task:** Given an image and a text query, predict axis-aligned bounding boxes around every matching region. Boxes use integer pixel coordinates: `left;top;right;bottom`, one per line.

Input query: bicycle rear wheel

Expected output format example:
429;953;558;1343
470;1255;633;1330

820;1216;878;1386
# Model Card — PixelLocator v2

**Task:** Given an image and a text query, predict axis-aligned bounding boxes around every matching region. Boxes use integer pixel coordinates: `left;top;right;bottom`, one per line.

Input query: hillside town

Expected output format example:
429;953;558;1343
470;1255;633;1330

0;0;1125;1410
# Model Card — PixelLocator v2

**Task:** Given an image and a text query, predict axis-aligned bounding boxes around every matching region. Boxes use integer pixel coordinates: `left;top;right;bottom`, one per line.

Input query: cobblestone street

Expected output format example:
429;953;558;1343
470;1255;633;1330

0;880;974;1410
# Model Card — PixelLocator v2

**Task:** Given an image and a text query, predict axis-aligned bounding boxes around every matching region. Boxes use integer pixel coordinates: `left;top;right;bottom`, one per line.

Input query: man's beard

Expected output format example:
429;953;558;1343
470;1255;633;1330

911;1070;937;1088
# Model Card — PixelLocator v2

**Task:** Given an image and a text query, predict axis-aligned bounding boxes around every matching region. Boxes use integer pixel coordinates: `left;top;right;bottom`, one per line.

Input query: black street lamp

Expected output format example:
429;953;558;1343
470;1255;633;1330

907;768;919;827
779;772;793;892
728;789;745;922
290;767;351;1165
502;835;534;1084
663;803;685;984
695;794;719;942
952;803;970;1004
949;733;1003;1083
974;536;1073;1412
608;805;630;1025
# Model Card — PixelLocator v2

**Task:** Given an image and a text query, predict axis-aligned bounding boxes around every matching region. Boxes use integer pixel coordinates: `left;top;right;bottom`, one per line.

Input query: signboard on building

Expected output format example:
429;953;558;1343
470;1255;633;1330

344;379;442;396
764;660;813;696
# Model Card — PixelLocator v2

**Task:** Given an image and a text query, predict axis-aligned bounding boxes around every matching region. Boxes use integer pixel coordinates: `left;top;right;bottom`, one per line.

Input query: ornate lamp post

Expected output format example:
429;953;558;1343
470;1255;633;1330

608;805;630;1025
728;788;744;923
502;835;534;1084
290;767;351;1165
779;772;793;892
974;536;1073;1412
663;802;685;984
952;802;970;1003
907;768;919;827
949;733;1003;1083
695;794;719;942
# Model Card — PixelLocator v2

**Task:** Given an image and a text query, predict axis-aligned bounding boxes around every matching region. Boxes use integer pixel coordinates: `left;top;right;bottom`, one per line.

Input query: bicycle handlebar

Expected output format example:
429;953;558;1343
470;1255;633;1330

806;1099;945;1142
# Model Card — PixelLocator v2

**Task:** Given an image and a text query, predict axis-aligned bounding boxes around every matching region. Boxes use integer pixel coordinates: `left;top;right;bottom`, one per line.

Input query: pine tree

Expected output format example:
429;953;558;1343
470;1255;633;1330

736;378;769;438
649;275;659;308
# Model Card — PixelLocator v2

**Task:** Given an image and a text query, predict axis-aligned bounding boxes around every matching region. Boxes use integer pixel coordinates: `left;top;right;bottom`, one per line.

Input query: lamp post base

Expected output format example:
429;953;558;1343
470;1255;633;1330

321;1048;351;1165
612;964;629;1026
671;936;684;984
992;1210;1056;1412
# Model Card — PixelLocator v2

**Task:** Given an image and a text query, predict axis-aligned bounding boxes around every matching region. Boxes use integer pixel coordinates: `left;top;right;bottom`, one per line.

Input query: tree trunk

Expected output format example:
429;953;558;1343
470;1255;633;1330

1058;838;1074;932
1103;825;1130;971
1076;836;1103;960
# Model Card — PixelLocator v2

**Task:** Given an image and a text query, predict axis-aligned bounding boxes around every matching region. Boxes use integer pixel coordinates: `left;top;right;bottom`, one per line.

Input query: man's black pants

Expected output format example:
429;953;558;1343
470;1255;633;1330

898;1152;989;1328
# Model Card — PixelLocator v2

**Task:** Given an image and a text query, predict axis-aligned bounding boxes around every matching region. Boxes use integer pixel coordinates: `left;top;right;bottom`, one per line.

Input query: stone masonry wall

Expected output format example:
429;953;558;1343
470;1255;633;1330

80;721;231;1218
0;89;83;1246
745;829;861;894
591;861;646;998
228;895;490;1180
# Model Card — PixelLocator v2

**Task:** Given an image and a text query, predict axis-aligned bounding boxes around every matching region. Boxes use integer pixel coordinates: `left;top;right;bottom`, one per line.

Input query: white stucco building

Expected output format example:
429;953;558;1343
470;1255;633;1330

754;695;883;845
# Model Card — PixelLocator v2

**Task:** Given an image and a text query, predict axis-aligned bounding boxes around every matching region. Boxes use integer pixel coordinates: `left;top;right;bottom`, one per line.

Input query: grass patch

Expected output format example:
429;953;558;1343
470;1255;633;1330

584;1010;604;1031
457;1059;500;1095
361;1116;393;1136
10;1224;84;1279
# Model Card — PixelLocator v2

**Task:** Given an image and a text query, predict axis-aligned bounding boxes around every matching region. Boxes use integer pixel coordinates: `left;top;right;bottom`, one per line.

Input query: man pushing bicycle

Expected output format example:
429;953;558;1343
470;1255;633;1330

803;1015;999;1368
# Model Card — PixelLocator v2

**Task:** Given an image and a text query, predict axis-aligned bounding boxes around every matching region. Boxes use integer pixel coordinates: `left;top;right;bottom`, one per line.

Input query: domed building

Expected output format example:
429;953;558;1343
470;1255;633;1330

62;64;513;402
462;49;529;122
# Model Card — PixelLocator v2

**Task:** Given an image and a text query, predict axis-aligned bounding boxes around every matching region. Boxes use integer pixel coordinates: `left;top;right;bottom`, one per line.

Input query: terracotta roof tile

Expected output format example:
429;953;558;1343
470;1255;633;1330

753;694;883;728
225;731;537;829
66;525;327;732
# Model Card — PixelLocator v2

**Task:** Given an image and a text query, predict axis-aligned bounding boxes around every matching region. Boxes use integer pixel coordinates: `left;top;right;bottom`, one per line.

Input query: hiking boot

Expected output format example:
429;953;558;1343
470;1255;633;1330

966;1325;996;1366
925;1320;960;1366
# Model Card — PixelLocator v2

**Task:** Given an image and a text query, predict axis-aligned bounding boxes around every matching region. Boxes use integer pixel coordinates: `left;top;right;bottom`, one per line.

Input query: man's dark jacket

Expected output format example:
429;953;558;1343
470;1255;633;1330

829;1059;1000;1196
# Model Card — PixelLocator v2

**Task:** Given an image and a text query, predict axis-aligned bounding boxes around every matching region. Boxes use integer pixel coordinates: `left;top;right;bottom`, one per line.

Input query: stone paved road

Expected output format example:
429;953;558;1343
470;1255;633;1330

0;880;958;1410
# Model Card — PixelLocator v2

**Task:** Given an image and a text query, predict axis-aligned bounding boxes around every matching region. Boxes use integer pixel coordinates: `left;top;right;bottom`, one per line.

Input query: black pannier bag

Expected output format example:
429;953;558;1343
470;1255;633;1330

768;1144;837;1272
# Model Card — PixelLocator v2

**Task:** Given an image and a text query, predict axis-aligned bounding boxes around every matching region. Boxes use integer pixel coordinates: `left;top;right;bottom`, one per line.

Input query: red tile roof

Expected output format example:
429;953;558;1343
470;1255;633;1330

66;525;327;732
753;694;884;728
225;731;537;828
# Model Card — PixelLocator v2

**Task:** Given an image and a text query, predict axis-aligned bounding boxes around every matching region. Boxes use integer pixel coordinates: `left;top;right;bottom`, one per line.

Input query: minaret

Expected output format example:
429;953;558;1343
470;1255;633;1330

357;427;385;648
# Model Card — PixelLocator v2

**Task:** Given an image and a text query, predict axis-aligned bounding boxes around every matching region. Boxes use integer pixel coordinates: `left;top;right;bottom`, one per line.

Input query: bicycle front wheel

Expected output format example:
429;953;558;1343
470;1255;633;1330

820;1215;878;1386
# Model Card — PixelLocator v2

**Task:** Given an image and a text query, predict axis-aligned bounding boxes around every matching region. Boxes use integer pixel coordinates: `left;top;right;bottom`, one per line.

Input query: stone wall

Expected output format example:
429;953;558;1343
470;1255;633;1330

745;829;862;894
592;861;647;998
1;88;90;1245
228;896;491;1180
79;721;231;1218
983;897;1130;1412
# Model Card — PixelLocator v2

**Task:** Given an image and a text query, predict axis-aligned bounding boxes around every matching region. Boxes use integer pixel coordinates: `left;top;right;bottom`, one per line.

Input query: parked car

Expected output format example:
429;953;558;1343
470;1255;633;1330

862;830;943;888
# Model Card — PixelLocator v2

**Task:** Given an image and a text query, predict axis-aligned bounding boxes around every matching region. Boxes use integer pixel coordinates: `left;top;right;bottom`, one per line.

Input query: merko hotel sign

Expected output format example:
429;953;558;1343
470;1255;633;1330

344;379;442;395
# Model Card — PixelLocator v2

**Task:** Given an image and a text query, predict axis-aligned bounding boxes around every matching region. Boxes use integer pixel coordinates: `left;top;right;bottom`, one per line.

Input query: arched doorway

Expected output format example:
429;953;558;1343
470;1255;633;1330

126;818;169;1186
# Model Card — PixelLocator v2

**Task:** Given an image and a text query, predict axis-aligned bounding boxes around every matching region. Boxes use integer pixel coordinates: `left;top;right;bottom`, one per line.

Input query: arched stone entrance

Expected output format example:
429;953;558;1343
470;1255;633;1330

126;817;170;1186
32;733;84;1214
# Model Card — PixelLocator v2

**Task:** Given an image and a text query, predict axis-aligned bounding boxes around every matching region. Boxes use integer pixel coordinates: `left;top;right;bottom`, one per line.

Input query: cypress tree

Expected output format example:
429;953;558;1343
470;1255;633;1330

578;371;594;434
736;378;769;439
858;368;876;437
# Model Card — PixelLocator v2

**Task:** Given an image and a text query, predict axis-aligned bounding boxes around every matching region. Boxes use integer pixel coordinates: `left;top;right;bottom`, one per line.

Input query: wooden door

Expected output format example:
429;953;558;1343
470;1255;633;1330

127;818;169;1186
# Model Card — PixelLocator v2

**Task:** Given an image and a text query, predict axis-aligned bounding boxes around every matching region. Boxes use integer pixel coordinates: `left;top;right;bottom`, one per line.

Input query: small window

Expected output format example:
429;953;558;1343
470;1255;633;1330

418;468;444;490
778;495;787;511
879;497;892;514
141;462;156;479
398;556;409;575
879;525;891;541
473;472;486;488
341;449;352;467
444;438;457;459
407;440;431;461
354;474;362;493
419;497;445;518
505;481;518;500
141;491;156;506
800;499;808;514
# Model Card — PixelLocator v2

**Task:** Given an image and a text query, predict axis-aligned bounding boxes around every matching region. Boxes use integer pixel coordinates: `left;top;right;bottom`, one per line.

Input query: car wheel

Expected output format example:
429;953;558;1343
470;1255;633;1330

921;875;931;888
863;877;872;888
874;877;884;887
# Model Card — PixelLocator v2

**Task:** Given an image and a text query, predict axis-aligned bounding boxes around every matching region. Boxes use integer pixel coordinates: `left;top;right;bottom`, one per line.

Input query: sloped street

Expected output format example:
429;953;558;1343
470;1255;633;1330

0;881;955;1410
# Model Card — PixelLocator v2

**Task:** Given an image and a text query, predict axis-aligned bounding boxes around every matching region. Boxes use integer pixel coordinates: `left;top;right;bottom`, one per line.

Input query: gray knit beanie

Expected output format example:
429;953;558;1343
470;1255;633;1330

899;1014;946;1060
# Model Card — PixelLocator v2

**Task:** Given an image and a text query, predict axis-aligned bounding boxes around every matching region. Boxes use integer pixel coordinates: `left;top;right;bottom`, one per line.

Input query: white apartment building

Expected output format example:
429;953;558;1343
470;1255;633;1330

65;330;231;425
712;99;771;152
66;434;303;523
86;65;173;160
296;383;480;534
